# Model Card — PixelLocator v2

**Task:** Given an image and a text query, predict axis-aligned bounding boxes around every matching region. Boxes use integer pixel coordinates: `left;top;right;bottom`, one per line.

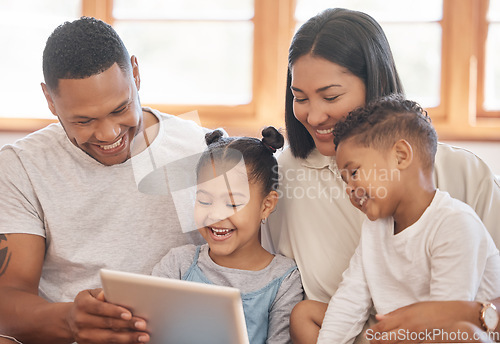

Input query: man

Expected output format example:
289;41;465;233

0;17;209;343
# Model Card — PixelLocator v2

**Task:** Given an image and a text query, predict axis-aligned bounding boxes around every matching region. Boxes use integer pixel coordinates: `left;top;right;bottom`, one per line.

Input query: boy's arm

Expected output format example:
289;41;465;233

0;233;149;344
267;268;304;344
317;242;373;344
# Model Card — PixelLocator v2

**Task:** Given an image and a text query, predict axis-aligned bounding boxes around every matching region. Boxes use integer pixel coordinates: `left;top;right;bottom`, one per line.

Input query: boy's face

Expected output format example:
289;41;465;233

41;61;144;166
194;159;267;260
336;138;402;221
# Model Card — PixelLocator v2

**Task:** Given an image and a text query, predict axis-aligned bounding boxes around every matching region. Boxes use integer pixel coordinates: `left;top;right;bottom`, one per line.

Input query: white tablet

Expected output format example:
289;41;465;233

100;269;249;344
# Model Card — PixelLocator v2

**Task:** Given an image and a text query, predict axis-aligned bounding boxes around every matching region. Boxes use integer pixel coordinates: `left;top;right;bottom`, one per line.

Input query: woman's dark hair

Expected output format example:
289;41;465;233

197;127;284;195
285;8;404;159
43;17;131;93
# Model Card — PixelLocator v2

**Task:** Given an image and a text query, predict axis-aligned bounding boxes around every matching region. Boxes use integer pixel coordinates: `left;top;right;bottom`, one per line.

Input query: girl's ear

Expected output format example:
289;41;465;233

261;191;278;220
393;139;413;170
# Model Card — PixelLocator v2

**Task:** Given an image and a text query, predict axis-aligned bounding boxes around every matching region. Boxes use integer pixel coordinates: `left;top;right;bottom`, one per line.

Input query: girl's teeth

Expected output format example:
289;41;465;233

317;128;334;134
211;228;233;236
100;137;123;150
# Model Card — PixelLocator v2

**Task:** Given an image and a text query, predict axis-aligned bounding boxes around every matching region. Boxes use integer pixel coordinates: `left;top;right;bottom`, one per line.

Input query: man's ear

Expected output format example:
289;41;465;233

131;55;141;91
393;139;413;170
41;83;57;117
261;190;279;220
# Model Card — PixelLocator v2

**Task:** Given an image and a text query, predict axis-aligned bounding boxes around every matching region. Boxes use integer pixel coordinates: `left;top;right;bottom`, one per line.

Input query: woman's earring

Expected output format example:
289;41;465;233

261;218;267;224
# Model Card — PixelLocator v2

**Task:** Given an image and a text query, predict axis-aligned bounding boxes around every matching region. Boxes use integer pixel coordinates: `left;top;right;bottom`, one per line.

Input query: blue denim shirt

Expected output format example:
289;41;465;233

182;245;297;344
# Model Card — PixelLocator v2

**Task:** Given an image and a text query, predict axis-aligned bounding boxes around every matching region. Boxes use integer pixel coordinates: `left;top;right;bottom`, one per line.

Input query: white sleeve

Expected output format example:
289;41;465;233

317;242;372;344
0;148;45;236
429;211;494;300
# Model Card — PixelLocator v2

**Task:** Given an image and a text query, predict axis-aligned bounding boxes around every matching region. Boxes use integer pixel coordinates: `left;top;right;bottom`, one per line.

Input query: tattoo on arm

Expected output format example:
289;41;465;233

0;234;11;277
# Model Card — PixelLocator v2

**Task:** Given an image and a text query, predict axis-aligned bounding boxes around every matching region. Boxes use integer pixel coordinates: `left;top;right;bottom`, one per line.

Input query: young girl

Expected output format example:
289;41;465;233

152;127;304;344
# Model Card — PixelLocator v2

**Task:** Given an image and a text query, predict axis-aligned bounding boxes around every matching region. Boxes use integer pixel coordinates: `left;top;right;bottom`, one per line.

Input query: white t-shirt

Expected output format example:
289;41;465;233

264;143;500;302
317;190;500;344
0;108;209;302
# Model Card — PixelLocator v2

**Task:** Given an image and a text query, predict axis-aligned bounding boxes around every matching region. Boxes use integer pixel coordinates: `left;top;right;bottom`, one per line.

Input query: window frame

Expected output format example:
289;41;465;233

431;0;500;140
86;0;297;135
1;0;499;140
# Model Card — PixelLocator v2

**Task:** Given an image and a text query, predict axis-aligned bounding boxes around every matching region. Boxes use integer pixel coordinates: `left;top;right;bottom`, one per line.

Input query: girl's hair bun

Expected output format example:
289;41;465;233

205;129;225;146
261;126;284;153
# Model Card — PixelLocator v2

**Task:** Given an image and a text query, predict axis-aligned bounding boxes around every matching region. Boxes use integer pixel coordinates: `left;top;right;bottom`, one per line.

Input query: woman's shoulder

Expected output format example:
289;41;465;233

433;143;500;245
434;142;498;188
436;143;494;174
276;146;301;165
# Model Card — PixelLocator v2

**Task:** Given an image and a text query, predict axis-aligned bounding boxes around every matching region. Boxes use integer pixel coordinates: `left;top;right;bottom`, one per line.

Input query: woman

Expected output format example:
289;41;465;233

263;7;500;343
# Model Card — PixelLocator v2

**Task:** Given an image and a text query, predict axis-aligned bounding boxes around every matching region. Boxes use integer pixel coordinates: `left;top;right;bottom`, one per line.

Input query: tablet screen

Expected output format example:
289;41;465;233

100;269;249;344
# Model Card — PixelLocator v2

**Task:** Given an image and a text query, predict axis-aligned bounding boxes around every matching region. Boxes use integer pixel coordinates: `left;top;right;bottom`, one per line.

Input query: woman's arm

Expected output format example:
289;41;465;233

369;298;500;344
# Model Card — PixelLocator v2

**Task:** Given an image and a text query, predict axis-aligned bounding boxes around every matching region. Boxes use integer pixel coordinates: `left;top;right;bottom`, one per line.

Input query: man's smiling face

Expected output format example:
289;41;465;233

42;62;143;166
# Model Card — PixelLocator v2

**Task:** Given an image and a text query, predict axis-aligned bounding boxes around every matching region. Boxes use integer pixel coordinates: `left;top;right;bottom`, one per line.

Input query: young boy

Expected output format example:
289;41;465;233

291;94;500;344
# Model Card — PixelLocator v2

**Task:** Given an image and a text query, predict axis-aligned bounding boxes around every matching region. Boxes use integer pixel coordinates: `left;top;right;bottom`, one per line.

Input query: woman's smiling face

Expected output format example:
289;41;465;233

290;54;366;157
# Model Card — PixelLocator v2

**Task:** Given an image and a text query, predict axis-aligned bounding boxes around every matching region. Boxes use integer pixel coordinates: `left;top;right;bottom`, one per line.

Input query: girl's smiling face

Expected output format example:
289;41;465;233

290;54;366;157
195;159;276;266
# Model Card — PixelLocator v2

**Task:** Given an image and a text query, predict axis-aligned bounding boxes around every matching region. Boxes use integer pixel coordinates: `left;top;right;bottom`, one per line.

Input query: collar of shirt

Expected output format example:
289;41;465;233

301;148;340;177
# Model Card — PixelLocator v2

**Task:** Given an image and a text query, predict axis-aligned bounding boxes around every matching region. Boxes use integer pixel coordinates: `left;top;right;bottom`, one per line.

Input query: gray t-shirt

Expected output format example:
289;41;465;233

0;108;208;302
152;244;304;344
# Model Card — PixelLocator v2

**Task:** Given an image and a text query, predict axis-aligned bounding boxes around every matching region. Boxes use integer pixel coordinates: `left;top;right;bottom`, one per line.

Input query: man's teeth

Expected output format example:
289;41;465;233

100;137;123;150
317;128;334;134
211;228;233;236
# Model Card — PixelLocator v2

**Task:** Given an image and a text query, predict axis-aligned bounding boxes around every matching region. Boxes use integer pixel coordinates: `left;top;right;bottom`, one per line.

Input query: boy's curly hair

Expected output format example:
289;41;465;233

333;94;437;170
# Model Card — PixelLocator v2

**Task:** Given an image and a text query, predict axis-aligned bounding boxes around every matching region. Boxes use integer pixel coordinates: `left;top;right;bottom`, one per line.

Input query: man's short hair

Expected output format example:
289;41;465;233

42;16;131;92
333;94;438;170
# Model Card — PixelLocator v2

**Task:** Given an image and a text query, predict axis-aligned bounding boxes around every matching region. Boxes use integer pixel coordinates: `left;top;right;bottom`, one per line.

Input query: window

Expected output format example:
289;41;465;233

1;0;499;139
295;0;443;108
0;0;80;126
295;0;500;139
481;0;500;114
112;0;254;106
